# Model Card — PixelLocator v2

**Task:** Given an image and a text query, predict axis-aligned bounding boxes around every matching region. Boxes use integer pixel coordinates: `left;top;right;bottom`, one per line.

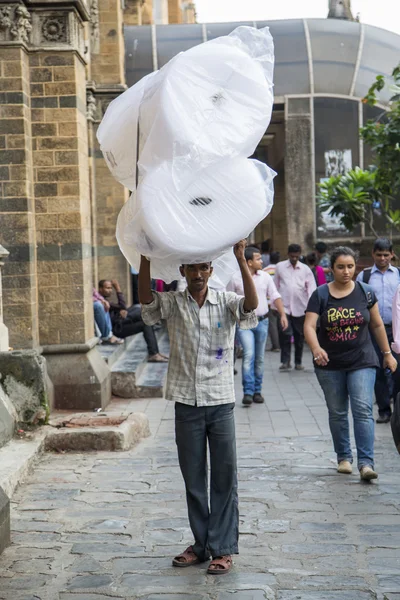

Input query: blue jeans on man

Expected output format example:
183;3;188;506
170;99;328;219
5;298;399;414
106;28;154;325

238;318;269;396
93;300;113;339
315;367;376;469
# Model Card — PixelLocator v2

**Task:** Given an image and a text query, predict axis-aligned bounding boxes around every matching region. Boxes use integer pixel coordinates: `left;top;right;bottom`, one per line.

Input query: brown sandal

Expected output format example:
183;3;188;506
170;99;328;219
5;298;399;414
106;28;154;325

172;545;200;568
207;555;233;575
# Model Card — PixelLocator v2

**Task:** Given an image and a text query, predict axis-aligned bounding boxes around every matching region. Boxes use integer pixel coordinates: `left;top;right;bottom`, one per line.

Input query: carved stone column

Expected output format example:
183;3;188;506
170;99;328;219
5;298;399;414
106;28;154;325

0;245;10;352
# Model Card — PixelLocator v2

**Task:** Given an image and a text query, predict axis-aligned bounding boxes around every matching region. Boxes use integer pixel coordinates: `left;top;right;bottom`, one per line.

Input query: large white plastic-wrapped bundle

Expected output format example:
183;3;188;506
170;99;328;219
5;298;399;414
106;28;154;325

98;25;275;286
116;158;275;282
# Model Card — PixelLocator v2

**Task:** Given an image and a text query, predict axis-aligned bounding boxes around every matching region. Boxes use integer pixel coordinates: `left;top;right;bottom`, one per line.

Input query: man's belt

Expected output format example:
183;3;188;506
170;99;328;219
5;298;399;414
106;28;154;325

258;313;269;322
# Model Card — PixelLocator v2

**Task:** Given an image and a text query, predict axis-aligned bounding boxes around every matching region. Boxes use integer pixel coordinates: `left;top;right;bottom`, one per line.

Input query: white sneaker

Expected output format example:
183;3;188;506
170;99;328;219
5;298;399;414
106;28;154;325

337;460;352;474
360;466;378;481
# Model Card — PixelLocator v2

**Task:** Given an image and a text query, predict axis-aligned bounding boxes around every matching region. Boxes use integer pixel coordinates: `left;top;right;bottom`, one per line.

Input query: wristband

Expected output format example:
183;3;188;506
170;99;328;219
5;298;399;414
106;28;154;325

382;351;392;355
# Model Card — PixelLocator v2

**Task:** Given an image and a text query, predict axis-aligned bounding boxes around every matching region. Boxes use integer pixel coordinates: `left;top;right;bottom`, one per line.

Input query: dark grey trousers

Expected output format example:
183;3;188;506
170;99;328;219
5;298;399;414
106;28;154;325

174;402;239;560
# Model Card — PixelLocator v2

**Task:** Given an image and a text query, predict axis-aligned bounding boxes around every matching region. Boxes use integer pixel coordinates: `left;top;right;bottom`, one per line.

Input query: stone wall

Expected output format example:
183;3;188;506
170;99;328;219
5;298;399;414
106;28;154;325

0;45;38;350
0;0;112;409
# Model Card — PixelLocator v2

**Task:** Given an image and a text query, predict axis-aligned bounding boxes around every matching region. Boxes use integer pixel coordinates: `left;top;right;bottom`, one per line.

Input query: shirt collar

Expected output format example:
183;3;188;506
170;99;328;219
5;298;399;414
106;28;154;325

286;259;300;269
371;263;396;274
185;287;218;305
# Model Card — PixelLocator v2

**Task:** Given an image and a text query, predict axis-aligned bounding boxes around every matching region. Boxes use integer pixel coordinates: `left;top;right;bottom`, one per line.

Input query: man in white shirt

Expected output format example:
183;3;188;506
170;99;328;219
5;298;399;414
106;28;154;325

229;246;288;405
274;243;317;371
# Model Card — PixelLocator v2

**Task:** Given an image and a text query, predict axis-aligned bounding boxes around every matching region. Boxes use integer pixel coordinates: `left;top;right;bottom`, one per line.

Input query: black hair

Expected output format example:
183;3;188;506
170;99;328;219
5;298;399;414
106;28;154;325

306;252;317;266
181;262;212;268
270;251;280;264
330;246;357;268
261;239;270;253
245;246;261;262
98;279;110;288
288;243;301;254
373;238;393;252
315;241;327;254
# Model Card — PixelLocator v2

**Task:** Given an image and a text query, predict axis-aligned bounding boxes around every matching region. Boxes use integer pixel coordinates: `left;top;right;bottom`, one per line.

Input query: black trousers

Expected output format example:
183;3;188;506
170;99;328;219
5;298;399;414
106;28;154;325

371;324;400;417
113;305;159;356
175;402;238;560
279;314;305;366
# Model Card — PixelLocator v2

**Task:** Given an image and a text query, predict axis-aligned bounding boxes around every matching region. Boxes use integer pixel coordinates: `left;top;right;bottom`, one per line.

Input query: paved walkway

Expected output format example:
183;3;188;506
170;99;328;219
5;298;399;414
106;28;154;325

1;349;400;599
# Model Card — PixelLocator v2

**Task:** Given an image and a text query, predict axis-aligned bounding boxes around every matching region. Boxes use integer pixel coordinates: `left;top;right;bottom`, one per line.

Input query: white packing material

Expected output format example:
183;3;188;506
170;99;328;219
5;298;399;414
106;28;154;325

98;25;276;285
134;158;274;261
97;26;274;191
116;158;275;284
138;26;274;187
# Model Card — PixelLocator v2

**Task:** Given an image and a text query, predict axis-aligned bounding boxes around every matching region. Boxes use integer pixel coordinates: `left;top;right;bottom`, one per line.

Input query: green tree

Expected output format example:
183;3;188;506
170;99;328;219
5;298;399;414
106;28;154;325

317;63;400;233
318;167;380;235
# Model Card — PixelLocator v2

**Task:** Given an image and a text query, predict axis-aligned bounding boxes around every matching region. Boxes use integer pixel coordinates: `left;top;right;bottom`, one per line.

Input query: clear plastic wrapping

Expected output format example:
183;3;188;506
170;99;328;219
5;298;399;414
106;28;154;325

98;25;275;286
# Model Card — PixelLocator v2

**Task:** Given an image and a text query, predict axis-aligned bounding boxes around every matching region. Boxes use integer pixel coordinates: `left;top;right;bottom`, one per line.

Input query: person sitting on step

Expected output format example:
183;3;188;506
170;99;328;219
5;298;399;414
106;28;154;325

98;279;168;363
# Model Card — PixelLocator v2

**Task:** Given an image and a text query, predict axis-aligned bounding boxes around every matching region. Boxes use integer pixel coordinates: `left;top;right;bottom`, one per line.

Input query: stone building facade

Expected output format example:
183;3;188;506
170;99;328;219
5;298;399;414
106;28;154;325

0;0;197;409
0;0;124;408
124;0;196;26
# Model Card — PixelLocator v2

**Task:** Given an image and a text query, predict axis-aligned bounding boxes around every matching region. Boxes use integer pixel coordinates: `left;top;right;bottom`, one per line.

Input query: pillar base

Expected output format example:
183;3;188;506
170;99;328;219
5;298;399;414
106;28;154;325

0;486;10;556
0;323;9;352
43;339;111;410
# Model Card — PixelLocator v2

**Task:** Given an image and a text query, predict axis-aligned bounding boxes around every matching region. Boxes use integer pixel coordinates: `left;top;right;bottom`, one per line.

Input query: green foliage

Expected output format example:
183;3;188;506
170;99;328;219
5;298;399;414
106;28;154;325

361;64;400;205
318;63;400;234
318;168;377;232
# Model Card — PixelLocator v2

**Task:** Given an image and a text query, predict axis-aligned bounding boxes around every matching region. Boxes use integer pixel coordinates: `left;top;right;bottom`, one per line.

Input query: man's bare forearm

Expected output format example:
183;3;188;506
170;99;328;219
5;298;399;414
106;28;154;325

238;258;258;311
274;298;286;319
138;255;154;305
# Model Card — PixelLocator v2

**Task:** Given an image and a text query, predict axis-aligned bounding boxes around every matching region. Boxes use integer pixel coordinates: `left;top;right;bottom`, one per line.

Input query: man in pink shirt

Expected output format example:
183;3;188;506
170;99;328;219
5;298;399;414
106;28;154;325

274;244;316;371
229;246;288;405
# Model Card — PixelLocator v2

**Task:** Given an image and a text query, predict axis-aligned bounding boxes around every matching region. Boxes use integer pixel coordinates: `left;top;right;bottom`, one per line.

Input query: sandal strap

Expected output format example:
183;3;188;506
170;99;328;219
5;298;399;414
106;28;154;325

174;545;196;563
209;555;232;570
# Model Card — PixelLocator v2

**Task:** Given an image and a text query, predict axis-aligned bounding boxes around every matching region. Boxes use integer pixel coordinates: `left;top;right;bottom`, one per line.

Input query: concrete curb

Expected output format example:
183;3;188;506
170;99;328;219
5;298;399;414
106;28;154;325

44;412;150;452
0;428;49;499
0;412;150;500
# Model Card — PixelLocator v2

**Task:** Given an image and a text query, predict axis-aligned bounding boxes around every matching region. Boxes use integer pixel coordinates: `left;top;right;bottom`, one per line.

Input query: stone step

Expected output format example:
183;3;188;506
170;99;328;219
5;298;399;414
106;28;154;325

97;336;127;368
110;328;169;399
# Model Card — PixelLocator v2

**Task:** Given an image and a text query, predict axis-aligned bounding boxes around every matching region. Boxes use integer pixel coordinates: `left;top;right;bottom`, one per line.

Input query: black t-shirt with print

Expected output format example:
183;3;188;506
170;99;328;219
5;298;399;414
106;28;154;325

306;283;379;370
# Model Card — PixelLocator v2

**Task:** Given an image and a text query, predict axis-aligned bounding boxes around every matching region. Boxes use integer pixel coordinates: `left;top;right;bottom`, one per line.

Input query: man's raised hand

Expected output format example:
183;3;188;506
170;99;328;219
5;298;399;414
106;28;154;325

233;239;247;262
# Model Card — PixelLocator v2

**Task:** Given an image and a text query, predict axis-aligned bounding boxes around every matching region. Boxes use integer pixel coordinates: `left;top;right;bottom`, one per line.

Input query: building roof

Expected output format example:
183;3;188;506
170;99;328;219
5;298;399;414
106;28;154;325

125;18;400;104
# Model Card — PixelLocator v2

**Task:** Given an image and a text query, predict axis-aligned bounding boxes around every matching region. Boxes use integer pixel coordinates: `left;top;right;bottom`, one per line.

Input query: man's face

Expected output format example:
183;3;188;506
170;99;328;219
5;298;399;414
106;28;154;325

99;280;113;298
373;249;393;270
288;252;301;266
248;252;263;273
179;263;213;293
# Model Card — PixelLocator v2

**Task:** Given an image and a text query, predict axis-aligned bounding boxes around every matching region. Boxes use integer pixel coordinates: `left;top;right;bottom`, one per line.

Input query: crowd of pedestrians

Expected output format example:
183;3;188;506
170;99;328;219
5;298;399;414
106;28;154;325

131;236;399;575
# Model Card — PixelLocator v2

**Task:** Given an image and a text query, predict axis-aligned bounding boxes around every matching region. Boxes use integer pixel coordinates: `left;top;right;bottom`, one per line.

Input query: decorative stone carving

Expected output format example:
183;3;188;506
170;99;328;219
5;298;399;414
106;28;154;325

0;6;12;31
41;15;68;43
90;0;99;52
86;92;98;121
0;4;31;43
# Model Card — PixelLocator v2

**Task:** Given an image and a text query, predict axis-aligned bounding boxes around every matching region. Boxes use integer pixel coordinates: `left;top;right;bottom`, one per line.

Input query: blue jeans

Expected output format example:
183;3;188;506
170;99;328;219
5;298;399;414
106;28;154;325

315;368;376;469
93;301;112;339
238;318;269;395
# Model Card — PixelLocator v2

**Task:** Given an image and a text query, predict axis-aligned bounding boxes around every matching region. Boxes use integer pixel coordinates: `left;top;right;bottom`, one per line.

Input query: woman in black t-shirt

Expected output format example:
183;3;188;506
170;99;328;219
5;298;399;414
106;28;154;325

304;246;397;481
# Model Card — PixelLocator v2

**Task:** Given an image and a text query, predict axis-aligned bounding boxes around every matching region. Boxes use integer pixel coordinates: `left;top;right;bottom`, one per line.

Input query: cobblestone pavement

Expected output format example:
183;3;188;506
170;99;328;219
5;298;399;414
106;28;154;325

1;349;400;600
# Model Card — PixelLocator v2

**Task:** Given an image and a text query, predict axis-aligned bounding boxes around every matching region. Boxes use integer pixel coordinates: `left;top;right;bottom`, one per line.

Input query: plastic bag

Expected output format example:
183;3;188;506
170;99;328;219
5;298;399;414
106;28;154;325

97;26;274;191
98;25;276;285
116;158;275;284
